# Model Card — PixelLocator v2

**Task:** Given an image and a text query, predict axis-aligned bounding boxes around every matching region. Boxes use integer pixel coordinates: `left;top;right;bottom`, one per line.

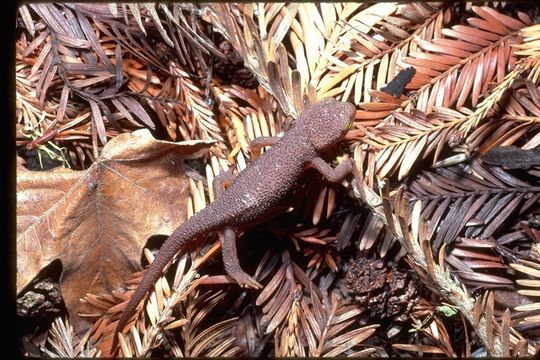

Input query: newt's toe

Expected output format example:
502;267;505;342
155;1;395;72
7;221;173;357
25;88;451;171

231;271;263;289
245;277;263;290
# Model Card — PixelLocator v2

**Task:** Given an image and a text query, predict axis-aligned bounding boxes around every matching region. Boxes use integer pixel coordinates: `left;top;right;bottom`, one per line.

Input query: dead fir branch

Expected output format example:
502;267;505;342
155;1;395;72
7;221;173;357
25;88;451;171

174;290;241;357
252;250;378;357
402;6;532;112
466;80;540;154
510;258;540;333
352;150;537;356
17;3;228;167
393;316;458;356
405;159;540;253
355;6;536;186
208;3;443;117
357;59;534;185
42;317;100;357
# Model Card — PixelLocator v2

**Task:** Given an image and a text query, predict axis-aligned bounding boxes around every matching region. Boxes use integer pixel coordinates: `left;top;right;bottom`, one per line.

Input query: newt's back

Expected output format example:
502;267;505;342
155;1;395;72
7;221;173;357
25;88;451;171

210;136;314;225
208;98;356;225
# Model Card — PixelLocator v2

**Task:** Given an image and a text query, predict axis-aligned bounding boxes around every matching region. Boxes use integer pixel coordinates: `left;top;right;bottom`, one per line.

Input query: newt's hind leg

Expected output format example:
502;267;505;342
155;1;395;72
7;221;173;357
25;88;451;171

219;227;262;289
249;136;281;158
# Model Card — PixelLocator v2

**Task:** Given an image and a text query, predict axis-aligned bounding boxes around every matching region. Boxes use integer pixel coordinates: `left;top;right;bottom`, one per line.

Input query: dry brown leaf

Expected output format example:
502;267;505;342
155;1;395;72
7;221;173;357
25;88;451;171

17;129;214;330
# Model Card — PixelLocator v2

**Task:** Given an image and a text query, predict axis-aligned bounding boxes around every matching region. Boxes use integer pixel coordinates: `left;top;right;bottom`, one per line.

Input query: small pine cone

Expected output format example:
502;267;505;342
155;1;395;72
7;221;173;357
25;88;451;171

345;257;422;322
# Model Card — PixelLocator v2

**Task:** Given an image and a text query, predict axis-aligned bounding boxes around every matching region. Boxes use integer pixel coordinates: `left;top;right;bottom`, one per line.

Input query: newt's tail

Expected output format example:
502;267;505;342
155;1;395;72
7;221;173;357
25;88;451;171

111;205;221;352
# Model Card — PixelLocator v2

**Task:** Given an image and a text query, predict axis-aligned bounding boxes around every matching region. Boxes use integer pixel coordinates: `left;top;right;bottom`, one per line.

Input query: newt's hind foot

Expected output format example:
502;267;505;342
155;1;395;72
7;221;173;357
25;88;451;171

220;226;263;289
229;270;263;289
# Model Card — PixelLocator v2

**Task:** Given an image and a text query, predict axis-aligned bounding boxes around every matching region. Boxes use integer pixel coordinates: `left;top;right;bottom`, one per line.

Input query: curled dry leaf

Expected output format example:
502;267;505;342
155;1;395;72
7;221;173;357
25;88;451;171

17;129;215;330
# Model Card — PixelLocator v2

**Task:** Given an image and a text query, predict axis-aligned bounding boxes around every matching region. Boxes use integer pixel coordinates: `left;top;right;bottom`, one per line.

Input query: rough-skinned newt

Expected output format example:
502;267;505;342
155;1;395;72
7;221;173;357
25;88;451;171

113;98;356;349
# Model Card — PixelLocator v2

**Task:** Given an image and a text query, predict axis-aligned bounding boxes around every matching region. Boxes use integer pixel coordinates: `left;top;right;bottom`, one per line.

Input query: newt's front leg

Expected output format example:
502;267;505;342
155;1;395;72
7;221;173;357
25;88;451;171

212;168;235;198
219;227;262;289
250;136;281;157
309;156;352;182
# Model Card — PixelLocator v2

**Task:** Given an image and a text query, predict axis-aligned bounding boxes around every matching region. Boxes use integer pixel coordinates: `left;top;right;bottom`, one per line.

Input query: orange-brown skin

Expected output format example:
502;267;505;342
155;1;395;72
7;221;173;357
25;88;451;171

113;98;356;350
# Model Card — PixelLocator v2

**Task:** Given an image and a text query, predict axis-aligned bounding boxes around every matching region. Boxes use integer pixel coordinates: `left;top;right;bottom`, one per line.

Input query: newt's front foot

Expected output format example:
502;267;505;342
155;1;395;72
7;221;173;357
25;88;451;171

228;270;263;289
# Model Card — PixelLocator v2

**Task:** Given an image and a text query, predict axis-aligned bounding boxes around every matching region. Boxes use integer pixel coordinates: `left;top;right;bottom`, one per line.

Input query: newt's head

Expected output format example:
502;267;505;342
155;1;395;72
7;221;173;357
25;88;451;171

297;98;356;151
